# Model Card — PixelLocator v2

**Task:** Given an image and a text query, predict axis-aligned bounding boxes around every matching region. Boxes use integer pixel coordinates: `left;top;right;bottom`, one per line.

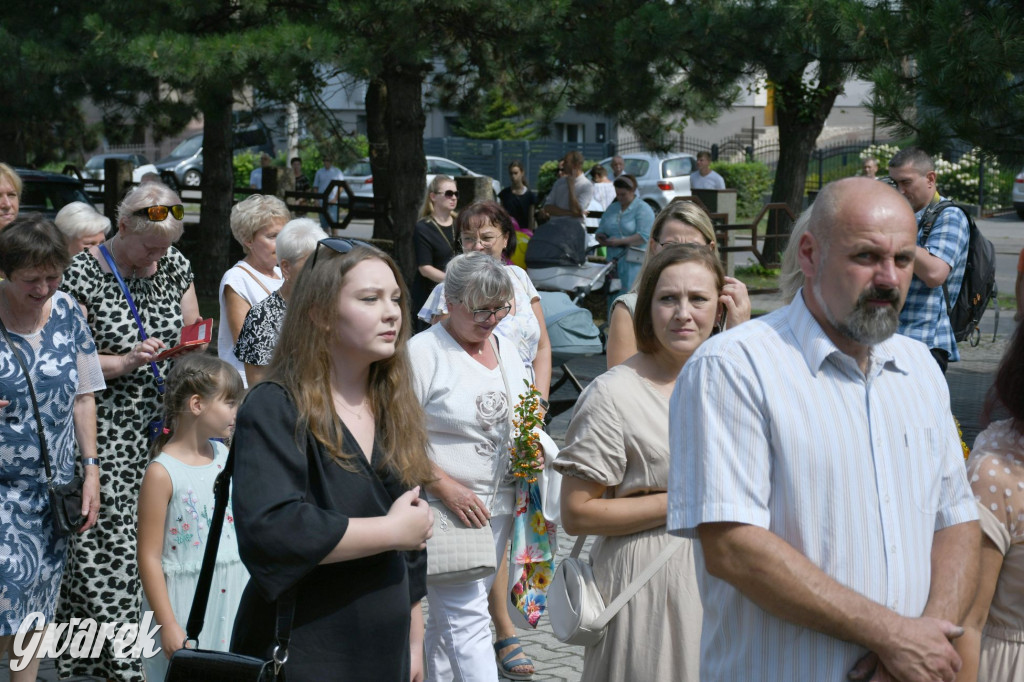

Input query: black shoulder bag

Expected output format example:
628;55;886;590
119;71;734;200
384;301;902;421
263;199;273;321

0;316;85;536
164;442;296;681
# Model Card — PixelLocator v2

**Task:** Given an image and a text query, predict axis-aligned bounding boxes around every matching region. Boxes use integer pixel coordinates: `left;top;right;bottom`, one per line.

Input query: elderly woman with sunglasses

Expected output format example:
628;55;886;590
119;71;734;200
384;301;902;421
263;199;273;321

410;252;539;681
56;182;205;682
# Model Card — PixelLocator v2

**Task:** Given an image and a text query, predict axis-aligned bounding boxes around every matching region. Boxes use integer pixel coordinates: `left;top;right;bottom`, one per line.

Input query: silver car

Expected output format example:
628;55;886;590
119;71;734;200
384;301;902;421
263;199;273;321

594;152;697;211
342;156;501;200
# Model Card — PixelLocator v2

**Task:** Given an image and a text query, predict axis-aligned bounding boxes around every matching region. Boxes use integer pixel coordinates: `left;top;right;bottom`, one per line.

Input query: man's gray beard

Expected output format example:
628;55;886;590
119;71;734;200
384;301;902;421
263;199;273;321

812;278;899;346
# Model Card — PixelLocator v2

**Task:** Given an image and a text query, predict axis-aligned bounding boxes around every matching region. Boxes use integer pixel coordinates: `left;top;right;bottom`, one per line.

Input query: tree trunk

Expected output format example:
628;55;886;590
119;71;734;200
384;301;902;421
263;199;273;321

365;77;392;241
382;62;427;291
764;71;842;262
192;88;235;299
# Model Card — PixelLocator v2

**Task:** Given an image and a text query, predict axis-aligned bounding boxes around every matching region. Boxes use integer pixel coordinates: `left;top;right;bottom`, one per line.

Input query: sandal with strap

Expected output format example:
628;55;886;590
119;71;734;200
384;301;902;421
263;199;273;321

493;636;535;680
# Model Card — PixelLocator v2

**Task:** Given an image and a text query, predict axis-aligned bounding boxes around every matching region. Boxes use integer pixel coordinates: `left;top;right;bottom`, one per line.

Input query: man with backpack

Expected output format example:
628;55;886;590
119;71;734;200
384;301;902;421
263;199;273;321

888;148;970;373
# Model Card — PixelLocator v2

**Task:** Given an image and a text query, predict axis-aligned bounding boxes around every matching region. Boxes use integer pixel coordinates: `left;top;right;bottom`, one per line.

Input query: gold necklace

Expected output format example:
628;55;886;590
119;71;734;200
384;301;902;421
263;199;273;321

335;397;369;420
108;236;138;278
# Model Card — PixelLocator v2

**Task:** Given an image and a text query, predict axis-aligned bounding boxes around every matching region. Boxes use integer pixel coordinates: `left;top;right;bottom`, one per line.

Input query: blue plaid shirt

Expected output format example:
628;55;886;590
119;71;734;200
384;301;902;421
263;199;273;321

898;196;969;360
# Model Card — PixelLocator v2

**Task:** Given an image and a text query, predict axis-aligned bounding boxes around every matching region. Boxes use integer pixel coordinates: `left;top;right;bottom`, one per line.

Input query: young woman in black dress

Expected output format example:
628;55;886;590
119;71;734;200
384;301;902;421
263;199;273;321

230;238;435;681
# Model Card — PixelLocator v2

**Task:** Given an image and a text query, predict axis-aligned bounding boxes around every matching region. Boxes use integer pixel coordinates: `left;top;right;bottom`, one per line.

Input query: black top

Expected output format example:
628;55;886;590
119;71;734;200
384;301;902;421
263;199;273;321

412;216;456;317
498;186;538;232
230;382;426;681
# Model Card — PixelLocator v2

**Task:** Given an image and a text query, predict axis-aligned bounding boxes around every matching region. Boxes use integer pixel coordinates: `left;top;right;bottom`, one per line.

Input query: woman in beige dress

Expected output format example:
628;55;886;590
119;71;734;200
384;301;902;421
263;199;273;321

555;244;723;681
957;327;1024;681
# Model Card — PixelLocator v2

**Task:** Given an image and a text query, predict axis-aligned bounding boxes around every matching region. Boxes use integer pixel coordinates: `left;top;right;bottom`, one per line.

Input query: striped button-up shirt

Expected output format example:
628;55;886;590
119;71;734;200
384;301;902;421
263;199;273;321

668;292;977;681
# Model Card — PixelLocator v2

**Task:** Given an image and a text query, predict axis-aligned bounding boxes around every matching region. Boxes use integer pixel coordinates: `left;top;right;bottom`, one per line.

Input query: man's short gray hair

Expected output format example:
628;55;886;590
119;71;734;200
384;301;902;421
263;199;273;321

276;218;327;265
443;252;513;311
230;194;291;251
55;201;111;240
117;182;184;240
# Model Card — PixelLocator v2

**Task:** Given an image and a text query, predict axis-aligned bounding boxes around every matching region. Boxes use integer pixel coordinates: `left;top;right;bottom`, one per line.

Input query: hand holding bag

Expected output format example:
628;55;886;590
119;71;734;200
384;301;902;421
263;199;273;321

164;443;295;681
548;535;682;646
0;317;85;536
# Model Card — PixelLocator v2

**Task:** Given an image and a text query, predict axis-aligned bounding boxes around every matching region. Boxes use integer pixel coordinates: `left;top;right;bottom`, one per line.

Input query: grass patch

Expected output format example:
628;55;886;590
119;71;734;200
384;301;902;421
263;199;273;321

734;264;780;292
995;291;1018;312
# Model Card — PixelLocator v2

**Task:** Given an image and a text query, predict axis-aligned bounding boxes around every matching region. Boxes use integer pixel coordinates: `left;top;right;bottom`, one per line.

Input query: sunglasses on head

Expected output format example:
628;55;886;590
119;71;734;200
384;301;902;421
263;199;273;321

310;237;377;268
133;204;185;221
435;189;459;199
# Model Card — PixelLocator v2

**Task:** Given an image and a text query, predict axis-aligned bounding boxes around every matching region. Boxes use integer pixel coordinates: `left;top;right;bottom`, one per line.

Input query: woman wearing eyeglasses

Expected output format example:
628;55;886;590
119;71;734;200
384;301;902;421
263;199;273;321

605;200;751;368
412;175;460;327
231;237;434;681
410;252;538;681
56;182;205;682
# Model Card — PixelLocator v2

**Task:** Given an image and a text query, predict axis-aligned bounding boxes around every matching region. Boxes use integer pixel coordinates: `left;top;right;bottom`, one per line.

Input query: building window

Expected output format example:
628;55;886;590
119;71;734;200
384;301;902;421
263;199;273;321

563;123;583;143
595;123;606;143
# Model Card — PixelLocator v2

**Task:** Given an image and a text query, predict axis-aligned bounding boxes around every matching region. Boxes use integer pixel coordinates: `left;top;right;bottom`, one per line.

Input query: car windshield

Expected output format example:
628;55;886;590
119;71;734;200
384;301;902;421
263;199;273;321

168;136;203;158
662;157;694;178
344;161;372;176
84;157;106;169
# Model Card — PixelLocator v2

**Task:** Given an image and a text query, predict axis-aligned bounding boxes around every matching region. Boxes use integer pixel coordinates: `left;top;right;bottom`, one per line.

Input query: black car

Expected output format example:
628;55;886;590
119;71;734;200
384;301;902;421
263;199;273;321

16;168;94;220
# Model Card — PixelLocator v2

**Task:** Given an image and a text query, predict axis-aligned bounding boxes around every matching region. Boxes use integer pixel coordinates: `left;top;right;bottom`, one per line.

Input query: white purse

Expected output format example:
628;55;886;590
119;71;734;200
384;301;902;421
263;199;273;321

548;535;682;646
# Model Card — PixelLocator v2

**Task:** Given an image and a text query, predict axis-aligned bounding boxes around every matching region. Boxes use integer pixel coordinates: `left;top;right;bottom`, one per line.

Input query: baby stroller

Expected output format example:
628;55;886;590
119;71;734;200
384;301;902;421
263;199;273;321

527;219;616;418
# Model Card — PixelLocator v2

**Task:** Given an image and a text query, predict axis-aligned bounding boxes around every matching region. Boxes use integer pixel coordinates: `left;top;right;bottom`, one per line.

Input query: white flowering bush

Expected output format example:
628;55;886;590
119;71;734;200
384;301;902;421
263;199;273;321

859;144;901;169
934;149;1004;209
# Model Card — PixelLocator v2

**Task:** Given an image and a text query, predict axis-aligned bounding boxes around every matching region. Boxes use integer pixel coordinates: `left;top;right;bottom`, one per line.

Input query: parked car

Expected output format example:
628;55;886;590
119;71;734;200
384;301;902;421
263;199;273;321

82;153;159;183
15;168;94;220
154;125;275;189
342;156;501;202
1014;169;1024;219
592;152;698;211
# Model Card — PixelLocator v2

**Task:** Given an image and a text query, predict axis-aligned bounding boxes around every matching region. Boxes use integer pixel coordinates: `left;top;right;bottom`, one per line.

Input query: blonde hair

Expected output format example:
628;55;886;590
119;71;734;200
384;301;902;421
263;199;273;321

266;244;434;487
419;175;457;219
0;163;22;196
230;194;290;252
55;201;110;239
631;200;716;292
117;182;185;240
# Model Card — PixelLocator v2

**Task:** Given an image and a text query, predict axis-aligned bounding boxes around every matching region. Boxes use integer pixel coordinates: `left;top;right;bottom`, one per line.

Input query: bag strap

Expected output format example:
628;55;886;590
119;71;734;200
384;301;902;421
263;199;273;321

490;335;517;512
98;244;164;395
234;263;273;297
918;199;966;317
568;533;682;629
184;440;296;666
0;317;55;485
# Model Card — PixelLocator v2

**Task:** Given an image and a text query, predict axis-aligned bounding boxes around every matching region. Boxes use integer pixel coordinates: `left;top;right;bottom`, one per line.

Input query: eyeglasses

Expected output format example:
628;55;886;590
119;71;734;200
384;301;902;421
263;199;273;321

435;189;459;199
133;204;185;221
470;304;512;324
310;237;376;268
460;234;499;248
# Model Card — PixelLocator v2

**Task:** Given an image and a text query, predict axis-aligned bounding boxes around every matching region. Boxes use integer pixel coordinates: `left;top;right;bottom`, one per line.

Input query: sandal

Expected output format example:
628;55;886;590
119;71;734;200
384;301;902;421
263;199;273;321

493;636;535;680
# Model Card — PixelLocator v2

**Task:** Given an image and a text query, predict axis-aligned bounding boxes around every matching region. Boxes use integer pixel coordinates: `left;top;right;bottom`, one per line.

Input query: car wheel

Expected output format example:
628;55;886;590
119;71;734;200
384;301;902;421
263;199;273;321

183;170;202;187
644;199;661;212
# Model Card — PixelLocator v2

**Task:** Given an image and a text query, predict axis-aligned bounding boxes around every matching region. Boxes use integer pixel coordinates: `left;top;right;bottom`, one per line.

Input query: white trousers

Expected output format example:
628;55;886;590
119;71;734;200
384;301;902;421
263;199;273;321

425;513;513;682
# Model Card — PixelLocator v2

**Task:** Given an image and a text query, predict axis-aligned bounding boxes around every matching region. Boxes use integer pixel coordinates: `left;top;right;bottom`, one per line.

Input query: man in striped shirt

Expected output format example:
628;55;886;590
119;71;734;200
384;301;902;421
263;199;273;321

668;177;979;681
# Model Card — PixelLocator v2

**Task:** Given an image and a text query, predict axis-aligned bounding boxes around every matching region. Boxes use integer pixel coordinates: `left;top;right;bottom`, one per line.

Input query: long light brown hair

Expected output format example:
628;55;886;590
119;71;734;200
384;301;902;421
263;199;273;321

266;244;434;486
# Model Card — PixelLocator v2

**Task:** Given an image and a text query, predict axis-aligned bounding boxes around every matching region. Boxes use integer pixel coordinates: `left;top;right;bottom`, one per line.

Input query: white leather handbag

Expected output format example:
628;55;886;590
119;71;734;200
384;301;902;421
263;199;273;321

548;535;682;646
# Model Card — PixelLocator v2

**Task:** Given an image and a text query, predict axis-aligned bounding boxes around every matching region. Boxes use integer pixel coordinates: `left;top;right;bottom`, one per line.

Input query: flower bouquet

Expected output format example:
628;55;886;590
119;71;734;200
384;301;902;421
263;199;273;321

508;381;557;627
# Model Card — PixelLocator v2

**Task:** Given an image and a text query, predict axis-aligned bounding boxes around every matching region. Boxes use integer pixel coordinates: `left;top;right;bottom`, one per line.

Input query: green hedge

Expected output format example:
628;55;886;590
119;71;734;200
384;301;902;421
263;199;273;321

712;162;774;220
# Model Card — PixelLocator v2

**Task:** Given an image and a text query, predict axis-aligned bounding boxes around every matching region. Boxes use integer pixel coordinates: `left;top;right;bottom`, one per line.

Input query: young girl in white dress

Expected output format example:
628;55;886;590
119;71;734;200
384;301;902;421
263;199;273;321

137;354;248;680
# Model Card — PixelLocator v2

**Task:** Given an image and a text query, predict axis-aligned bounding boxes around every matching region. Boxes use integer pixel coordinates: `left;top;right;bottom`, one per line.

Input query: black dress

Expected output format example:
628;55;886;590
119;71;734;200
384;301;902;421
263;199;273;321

230;383;426;681
498;186;538;232
412;216;456;322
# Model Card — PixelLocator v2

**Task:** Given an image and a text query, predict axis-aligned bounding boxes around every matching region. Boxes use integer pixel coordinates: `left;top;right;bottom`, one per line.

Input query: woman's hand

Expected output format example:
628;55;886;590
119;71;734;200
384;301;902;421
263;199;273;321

79;466;101;532
122;338;166;372
386;487;434;551
434;477;491;529
160;621;188;660
0;399;9;409
720;276;751;329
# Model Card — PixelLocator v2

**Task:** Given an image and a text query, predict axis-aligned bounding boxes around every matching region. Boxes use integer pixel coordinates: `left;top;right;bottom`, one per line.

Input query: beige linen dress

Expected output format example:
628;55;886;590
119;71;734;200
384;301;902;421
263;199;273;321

967;419;1024;681
554;364;701;682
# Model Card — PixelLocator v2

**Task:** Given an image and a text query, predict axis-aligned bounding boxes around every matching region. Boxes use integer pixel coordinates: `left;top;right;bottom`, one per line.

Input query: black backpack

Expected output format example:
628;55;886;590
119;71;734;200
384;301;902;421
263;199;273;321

920;200;997;344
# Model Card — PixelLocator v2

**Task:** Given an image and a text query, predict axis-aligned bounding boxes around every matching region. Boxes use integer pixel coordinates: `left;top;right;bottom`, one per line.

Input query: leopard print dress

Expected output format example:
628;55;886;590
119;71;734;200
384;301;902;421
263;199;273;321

57;247;193;681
